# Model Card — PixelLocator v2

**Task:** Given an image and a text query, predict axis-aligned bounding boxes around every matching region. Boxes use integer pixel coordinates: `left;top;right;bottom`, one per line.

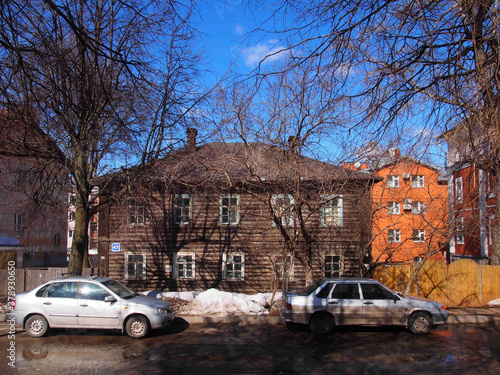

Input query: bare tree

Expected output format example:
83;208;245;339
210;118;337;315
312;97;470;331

0;0;202;274
214;60;376;287
247;0;500;263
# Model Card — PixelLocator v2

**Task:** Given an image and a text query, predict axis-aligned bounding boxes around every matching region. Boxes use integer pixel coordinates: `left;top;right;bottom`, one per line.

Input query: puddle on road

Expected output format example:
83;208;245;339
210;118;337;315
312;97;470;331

20;349;150;361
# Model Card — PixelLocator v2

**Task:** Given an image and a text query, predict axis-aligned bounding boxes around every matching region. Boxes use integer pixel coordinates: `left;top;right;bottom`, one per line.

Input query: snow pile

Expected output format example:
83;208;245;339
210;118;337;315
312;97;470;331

142;289;282;316
487;299;500;307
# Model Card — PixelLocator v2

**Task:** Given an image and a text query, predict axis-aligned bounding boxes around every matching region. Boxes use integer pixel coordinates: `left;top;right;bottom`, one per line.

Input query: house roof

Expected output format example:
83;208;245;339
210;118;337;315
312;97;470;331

126;142;381;189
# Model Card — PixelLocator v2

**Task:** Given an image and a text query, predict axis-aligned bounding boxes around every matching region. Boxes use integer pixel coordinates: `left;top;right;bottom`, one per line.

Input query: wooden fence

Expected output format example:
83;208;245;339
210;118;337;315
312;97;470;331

372;259;500;307
0;268;94;295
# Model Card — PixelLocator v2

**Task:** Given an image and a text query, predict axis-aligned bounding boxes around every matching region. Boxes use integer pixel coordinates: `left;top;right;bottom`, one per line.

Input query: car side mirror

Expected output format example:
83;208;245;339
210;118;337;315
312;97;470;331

104;295;117;303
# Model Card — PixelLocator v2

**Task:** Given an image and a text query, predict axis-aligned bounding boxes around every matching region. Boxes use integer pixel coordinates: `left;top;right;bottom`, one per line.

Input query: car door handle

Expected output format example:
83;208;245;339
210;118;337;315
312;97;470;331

80;304;89;307
43;301;52;305
328;301;339;305
363;302;374;305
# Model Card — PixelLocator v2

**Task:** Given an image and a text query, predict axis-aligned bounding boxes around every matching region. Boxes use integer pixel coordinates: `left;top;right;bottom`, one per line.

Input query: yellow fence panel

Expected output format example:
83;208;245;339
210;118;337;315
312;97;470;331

372;259;500;307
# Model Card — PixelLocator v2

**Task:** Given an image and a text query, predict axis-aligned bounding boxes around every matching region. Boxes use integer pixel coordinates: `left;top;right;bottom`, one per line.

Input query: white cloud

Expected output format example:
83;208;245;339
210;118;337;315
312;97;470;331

240;39;288;68
233;24;245;36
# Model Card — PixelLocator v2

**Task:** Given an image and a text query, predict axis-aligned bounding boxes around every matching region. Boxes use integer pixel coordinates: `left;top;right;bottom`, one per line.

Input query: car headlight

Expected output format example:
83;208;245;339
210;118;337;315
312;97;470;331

158;308;170;315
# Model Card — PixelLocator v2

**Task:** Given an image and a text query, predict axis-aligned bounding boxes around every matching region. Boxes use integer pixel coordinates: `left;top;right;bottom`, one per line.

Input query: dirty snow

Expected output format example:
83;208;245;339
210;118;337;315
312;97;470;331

141;289;282;316
487;299;500;307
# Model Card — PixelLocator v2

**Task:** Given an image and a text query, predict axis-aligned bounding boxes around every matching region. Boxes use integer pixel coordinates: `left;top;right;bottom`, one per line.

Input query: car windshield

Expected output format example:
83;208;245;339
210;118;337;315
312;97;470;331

102;280;136;299
304;279;325;295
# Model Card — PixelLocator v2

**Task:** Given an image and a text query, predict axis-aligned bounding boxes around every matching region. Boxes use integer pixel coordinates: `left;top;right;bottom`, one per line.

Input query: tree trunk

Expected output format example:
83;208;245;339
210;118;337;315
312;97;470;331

68;202;90;275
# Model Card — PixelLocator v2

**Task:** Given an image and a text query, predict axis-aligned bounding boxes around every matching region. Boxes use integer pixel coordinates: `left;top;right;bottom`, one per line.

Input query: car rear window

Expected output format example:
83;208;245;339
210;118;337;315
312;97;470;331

36;284;51;297
316;283;334;298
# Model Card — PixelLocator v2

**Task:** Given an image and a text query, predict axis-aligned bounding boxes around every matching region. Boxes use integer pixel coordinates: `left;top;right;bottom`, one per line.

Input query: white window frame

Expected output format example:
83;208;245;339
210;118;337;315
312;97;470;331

321;195;343;227
387;175;400;188
388;229;401;243
271;194;295;227
412;229;426;242
272;254;294;280
128;198;145;225
174;252;196;280
455;177;463;202
387;202;400;215
173;194;192;225
324;255;342;278
222;253;245;280
125;253;146;280
412;201;426;215
411;175;425;188
219;194;240;225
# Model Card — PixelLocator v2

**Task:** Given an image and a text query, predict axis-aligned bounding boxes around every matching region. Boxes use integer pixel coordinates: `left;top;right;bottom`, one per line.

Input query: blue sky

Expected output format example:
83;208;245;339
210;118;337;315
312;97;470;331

195;1;285;77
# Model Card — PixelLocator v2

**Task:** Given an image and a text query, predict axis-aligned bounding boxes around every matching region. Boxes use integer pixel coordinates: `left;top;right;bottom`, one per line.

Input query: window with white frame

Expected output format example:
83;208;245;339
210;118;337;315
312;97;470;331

220;195;240;225
125;253;146;279
174;253;195;279
387;175;400;188
412;229;425;242
411;175;425;188
271;194;295;227
387;202;400;215
456;217;464;245
68;212;75;221
412;201;426;214
272;255;294;280
223;253;245;280
455;177;463;202
321;195;343;226
324;255;342;277
388;229;401;243
173;194;192;225
14;213;24;232
128;198;145;225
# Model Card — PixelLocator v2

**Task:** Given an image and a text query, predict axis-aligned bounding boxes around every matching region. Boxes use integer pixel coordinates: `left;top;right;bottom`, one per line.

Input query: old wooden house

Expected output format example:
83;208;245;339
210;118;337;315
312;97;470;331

97;131;381;293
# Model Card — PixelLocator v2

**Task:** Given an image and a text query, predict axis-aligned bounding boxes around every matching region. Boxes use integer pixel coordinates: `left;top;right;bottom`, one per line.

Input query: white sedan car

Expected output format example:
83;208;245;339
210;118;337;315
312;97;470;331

281;278;449;335
10;276;175;338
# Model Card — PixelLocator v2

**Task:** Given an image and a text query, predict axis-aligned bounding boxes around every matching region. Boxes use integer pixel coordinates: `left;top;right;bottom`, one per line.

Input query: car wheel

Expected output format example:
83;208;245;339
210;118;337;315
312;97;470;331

310;313;334;335
125;315;150;339
25;315;49;338
408;312;432;335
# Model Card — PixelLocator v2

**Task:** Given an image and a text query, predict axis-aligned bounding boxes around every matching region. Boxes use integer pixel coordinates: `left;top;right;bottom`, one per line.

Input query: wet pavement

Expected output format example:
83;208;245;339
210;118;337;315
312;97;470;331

0;316;499;374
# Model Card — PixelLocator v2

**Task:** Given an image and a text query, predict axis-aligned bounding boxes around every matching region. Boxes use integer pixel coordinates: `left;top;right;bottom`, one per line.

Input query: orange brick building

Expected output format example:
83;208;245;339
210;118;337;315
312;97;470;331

370;153;449;264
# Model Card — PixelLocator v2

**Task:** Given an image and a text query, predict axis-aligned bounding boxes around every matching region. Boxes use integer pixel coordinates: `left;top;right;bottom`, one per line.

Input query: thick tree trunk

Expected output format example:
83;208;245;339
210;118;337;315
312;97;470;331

68;203;90;275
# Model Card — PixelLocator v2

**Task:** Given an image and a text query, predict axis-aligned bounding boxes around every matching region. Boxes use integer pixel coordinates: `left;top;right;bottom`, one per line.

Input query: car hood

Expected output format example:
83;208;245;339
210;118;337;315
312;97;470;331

125;295;172;309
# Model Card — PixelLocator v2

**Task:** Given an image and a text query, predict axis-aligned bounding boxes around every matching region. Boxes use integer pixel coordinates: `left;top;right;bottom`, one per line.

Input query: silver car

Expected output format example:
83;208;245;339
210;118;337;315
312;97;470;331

9;276;175;338
281;278;449;335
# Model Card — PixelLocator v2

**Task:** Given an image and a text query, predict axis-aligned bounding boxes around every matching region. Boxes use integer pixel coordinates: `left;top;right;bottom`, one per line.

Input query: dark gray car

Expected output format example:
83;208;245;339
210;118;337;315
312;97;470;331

9;276;175;338
281;278;449;335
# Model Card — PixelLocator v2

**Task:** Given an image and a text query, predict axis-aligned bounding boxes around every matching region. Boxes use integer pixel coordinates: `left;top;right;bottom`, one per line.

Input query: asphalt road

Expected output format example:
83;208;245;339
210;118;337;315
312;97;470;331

1;318;499;375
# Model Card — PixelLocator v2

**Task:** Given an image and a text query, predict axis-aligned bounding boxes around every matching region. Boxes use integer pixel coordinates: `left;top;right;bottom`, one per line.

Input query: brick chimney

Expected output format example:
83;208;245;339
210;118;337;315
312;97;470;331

186;127;198;152
288;135;298;153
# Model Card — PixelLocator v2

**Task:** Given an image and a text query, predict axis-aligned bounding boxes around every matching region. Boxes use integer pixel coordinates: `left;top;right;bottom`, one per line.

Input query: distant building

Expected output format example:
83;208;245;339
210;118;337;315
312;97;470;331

0;155;68;268
440;124;496;263
346;149;449;265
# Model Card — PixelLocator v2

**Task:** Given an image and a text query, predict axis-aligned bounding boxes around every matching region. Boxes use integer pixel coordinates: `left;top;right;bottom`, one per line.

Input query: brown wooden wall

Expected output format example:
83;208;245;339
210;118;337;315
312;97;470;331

101;184;373;293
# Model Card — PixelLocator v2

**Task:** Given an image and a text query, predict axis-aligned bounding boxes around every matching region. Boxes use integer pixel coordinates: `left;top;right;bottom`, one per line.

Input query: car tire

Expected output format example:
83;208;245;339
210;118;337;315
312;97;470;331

125;315;150;339
25;315;49;338
408;312;432;335
309;313;334;335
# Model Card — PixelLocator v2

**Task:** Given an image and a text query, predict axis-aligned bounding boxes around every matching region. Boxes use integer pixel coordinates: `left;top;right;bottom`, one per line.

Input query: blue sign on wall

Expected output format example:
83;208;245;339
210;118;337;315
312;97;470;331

111;243;121;252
